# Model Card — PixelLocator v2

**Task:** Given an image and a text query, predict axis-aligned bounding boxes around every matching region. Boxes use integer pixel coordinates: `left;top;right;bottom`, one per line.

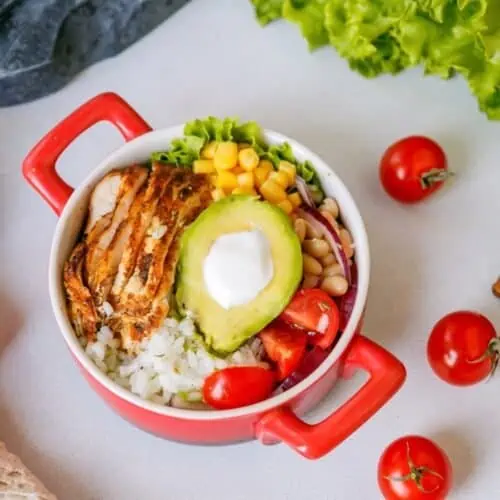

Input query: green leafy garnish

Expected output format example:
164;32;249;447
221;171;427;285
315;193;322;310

150;116;324;199
250;0;500;120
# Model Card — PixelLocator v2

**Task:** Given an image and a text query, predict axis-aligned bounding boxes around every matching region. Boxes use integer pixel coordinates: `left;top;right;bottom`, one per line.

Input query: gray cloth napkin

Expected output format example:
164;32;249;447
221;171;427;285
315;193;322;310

0;0;190;106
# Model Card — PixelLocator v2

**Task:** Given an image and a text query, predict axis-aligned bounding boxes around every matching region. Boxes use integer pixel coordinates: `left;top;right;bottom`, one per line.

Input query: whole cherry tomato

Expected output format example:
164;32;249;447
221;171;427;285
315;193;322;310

427;310;499;386
202;366;275;410
380;136;451;203
378;435;452;500
259;322;308;380
280;289;340;349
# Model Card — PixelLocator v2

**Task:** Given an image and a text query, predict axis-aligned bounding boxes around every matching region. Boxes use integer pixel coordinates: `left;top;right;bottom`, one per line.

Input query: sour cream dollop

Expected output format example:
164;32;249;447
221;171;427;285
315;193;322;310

203;229;274;310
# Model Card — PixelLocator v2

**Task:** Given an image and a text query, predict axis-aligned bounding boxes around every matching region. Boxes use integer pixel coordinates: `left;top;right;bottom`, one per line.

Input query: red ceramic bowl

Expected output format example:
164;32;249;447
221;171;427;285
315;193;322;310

23;93;406;459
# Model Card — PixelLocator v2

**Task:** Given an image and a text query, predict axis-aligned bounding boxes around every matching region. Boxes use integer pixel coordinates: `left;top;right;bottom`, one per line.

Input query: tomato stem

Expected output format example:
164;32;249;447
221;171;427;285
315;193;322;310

466;338;500;379
420;169;454;189
384;442;444;493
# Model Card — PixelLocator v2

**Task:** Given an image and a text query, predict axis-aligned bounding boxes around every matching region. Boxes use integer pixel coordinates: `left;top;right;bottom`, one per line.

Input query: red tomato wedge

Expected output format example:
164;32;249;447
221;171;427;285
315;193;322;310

259;322;308;380
202;366;276;410
280;289;340;350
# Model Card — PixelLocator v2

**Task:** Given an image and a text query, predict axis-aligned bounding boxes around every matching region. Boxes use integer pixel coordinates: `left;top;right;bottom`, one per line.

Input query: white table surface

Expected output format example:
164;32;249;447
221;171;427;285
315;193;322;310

1;1;499;498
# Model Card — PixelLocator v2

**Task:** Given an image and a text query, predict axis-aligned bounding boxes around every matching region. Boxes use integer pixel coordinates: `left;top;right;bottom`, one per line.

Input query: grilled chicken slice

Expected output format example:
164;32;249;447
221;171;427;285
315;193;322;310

85;165;148;302
63;242;99;340
110;163;175;300
118;170;211;317
118;172;212;351
85;171;122;234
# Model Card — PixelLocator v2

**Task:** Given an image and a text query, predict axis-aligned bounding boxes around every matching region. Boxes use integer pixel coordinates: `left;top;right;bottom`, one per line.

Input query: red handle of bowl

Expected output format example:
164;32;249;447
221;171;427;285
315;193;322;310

22;92;152;216
256;335;406;459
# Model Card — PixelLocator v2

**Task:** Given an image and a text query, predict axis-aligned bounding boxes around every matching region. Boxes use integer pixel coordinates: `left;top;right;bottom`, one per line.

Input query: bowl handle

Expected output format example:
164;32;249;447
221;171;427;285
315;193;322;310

22;92;152;216
255;335;406;459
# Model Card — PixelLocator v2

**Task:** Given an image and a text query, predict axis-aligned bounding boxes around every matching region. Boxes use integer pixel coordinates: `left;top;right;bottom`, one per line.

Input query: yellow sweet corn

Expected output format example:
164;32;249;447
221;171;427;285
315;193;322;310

269;171;289;189
211;188;226;201
238;148;259;171
288;192;302;209
237;172;254;190
193;159;215;174
279;161;296;184
214;141;238;170
232;166;245;175
201;141;218;160
277;199;293;215
254;160;273;187
216;170;238;192
209;174;218;186
232;187;258;196
260;179;287;204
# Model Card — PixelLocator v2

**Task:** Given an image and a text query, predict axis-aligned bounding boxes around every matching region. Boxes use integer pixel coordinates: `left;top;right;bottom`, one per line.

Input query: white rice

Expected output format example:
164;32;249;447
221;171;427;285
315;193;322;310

84;316;266;408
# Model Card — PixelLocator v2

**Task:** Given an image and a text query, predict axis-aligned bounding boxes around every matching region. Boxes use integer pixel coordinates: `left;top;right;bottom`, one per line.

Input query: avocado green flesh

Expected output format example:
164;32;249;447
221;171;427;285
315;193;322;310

175;196;303;355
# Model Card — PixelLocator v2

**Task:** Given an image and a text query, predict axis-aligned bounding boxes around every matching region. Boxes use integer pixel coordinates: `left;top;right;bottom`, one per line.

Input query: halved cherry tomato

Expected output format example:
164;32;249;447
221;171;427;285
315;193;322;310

378;435;452;500
427;310;499;386
380;136;451;204
202;366;275;410
259;322;308;380
280;289;340;350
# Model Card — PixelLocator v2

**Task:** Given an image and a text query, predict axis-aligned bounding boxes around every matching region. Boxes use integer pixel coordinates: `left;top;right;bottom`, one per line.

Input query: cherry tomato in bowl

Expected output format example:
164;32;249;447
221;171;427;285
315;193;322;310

259;322;308;380
378;435;452;500
280;289;340;350
380;136;452;204
202;366;276;410
427;311;499;386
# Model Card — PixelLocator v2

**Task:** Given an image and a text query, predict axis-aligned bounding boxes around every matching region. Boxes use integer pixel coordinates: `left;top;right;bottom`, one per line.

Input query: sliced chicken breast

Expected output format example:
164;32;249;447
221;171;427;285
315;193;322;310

85;171;122;234
85;165;148;299
63;242;99;340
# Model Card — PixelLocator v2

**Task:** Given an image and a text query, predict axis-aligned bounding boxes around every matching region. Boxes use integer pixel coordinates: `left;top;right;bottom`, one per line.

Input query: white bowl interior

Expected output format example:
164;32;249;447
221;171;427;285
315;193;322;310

50;127;370;420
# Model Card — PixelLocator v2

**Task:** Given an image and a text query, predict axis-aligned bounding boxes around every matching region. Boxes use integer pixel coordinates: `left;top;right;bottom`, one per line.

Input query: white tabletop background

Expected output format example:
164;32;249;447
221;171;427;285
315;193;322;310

1;1;499;498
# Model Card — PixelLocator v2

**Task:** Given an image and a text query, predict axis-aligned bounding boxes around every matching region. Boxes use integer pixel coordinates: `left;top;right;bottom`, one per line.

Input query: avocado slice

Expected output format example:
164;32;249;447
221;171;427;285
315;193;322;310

175;196;303;354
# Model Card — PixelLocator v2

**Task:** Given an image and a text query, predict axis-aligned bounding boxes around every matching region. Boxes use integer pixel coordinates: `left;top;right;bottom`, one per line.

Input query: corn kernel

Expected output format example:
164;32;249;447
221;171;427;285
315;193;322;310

237;172;254;190
201;141;218;160
232;166;245;175
211;188;225;201
288;192;302;209
232;187;258;196
193;159;215;174
279;161;296;184
277;199;293;215
254;160;273;187
260;179;287;204
214;141;238;170
216;170;238;192
209;174;218;186
269;171;289;189
238;148;259;171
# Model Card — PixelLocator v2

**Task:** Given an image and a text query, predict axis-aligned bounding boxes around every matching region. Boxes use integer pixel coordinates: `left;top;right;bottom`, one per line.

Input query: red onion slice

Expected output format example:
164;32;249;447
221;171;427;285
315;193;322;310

295;176;315;208
338;262;358;331
298;206;351;284
275;347;329;393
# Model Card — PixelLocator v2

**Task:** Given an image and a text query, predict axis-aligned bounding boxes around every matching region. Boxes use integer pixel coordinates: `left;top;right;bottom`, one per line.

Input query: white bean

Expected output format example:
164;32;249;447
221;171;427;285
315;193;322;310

321;275;349;297
294;218;306;243
302;238;330;258
305;220;322;239
339;228;354;259
320;198;339;219
302;274;320;289
303;254;322;275
321;253;336;266
323;263;344;277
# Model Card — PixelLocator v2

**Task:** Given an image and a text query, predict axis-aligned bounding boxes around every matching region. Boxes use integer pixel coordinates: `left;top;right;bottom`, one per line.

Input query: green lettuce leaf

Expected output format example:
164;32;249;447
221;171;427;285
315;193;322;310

251;0;284;25
282;0;329;50
151;136;205;166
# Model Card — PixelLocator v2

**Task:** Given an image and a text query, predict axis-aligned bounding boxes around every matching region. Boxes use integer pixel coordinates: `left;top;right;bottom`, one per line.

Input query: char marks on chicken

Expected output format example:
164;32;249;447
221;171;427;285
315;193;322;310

63;163;211;352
